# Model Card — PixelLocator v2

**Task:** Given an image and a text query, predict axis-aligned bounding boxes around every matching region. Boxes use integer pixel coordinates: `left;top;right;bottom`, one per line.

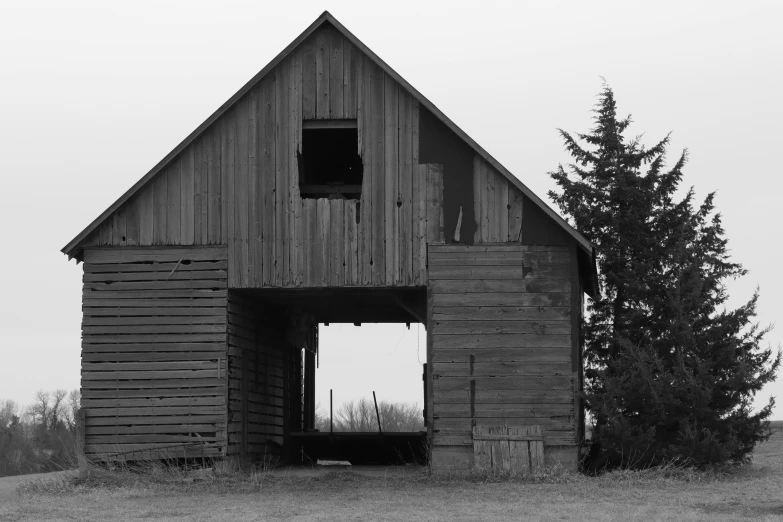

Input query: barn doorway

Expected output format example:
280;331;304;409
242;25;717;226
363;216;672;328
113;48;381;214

302;322;428;465
227;288;428;466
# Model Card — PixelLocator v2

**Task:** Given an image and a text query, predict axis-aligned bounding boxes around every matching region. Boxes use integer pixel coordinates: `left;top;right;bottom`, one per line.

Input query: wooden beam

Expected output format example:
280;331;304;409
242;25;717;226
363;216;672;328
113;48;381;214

302;119;357;129
387;292;425;324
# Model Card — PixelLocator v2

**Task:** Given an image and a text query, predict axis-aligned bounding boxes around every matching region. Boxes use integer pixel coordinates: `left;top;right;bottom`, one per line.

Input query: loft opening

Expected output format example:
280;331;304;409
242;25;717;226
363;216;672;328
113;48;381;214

299;119;363;200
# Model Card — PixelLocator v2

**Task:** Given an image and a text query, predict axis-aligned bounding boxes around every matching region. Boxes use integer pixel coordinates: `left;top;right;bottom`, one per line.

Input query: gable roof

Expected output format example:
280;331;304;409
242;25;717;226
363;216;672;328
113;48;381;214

62;11;596;275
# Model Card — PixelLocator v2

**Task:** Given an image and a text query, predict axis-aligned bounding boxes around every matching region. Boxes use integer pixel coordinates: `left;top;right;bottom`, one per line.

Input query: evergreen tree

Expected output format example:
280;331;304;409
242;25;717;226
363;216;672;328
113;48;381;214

549;84;780;469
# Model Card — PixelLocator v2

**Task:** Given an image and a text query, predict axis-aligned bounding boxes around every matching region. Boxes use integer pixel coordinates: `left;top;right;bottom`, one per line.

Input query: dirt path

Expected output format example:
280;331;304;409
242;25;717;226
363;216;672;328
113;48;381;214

0;470;75;503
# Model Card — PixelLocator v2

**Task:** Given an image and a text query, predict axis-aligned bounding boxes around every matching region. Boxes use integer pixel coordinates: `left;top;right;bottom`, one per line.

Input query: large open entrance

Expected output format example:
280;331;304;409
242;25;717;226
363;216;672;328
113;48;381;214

226;288;428;466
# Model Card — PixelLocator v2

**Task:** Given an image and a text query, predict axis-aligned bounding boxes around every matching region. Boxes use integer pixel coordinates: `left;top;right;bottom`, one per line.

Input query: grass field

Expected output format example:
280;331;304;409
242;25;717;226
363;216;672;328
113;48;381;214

1;423;781;521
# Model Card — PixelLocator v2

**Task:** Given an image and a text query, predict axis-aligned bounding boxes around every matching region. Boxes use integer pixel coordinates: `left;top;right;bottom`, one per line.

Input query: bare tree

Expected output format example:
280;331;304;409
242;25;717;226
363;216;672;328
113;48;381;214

28;390;50;427
49;389;68;431
317;399;424;432
0;400;19;429
65;390;81;430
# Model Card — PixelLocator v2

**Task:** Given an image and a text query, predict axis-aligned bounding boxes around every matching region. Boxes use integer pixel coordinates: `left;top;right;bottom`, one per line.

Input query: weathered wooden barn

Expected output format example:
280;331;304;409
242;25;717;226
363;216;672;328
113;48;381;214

62;12;598;471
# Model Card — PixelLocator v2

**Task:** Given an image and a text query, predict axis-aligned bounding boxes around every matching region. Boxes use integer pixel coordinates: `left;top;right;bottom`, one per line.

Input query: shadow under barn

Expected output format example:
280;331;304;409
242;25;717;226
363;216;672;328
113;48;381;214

227;287;428;466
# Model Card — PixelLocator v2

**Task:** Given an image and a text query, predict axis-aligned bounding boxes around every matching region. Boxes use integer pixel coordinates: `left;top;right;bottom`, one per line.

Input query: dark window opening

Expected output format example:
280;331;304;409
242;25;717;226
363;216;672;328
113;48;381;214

299;120;363;199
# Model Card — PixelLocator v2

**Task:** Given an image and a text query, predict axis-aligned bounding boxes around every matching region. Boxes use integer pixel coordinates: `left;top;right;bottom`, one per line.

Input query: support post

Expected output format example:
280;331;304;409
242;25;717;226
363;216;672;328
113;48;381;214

373;391;383;434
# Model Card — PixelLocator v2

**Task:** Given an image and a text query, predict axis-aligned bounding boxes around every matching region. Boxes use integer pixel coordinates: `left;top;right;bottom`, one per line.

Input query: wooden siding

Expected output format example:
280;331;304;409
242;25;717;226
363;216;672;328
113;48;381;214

226;292;289;460
80;247;228;459
427;244;577;467
81;23;441;288
473;156;524;244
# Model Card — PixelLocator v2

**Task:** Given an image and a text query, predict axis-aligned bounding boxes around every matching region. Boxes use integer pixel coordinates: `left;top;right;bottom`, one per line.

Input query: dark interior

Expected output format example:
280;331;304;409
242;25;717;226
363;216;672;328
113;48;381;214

299;127;364;199
292;432;427;465
243;287;426;324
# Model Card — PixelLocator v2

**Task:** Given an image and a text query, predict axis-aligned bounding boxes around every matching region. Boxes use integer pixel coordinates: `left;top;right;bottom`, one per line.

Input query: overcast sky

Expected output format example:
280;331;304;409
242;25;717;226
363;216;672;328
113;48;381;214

0;0;780;419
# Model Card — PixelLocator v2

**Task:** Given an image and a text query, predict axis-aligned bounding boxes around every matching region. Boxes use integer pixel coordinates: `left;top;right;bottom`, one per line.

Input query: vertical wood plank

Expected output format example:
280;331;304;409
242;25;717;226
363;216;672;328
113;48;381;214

294;196;304;287
167;159;181;245
343;200;352;285
473;425;490;470
254;82;265;286
313;199;324;285
384;75;398;286
497;176;509;242
371;65;385;285
112;210;125;246
307;199;317;287
499;425;512;471
289;54;302;287
208;130;221;245
482;160;493;243
139;184;153;245
125;198;139;246
202;134;210;245
193;139;204;244
356;55;364;156
487;425;504;470
344;200;357;285
304;199;316;287
358;56;372;285
180;147;194;245
343;37;356;118
152;170;167;245
220;117;229;245
320;199;331;287
507;427;531;474
411;159;421;285
225;109;236;287
426;164;444;245
531;427;545;470
330;199;344;286
236;97;250;288
398;91;413;286
329;30;344;118
260;77;276;287
415;164;428;284
473;155;482;243
488;162;498;242
275;60;291;287
95;219;107;246
315;28;330;119
301;36;316;120
509;187;523;243
412;100;421;283
248;89;259;286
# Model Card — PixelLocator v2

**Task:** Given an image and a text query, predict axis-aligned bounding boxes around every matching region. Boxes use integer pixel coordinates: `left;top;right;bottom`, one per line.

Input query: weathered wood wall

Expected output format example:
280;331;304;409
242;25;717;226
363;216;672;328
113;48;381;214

225;292;290;460
80;247;228;459
473;157;523;243
427;244;577;469
80;23;452;288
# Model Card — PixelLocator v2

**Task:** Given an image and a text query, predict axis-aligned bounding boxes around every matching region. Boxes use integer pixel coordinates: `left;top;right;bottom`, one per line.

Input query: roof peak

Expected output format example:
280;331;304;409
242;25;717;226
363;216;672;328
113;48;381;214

62;12;595;264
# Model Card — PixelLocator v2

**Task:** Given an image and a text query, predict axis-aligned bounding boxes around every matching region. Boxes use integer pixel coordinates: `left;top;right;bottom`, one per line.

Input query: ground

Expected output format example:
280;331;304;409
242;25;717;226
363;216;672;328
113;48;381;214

0;425;781;521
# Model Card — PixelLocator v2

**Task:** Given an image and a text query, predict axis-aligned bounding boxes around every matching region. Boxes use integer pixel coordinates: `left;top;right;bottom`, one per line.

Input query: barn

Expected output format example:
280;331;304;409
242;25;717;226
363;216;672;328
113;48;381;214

62;12;598;471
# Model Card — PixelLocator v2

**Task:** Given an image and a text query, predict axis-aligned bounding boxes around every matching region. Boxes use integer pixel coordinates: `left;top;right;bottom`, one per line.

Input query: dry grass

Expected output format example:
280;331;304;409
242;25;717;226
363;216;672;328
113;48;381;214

1;425;781;521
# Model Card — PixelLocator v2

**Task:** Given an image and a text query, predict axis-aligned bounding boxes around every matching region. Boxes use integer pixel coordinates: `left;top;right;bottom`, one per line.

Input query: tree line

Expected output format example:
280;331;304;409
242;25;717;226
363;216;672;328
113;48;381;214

315;399;424;433
0;390;81;477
